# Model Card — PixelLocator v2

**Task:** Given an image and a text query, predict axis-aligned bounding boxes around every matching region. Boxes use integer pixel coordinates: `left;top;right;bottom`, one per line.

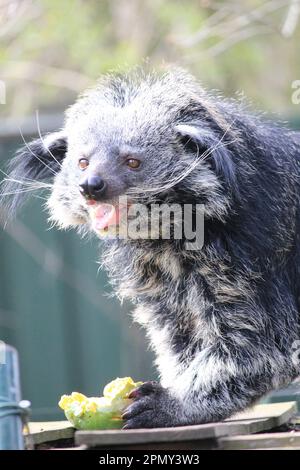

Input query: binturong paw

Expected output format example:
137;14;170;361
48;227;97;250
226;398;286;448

122;381;182;429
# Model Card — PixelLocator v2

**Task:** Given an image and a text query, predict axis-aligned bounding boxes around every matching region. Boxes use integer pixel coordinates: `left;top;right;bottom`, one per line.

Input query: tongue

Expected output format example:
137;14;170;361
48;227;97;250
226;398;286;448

91;204;119;230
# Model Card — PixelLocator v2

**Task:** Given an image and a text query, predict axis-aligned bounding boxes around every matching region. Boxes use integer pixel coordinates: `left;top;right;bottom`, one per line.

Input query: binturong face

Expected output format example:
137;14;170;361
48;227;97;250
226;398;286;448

1;69;237;240
47;89;183;235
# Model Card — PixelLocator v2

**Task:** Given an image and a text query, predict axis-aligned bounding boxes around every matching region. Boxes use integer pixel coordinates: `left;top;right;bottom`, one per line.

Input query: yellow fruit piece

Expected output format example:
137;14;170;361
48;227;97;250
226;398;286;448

58;377;143;430
58;392;87;410
103;377;143;401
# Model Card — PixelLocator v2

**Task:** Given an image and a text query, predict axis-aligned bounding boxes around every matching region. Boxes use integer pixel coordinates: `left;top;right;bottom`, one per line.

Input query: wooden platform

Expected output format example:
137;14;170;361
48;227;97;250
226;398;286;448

26;421;74;446
25;401;299;450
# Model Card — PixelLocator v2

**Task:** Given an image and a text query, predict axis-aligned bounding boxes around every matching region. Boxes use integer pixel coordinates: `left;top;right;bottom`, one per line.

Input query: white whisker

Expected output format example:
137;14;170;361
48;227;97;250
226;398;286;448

33;195;48;201
18;127;57;176
129;137;237;197
1;176;52;190
0;166;44;186
128;117;238;197
35;110;62;169
0;188;46;196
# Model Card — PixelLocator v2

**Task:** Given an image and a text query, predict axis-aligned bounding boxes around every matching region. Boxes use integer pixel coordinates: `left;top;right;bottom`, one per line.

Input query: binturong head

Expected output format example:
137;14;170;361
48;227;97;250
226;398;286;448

0;68;240;238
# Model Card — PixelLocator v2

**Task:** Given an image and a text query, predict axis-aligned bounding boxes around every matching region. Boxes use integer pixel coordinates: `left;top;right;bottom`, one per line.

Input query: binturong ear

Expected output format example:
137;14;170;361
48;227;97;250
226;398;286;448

175;123;238;195
0;131;67;220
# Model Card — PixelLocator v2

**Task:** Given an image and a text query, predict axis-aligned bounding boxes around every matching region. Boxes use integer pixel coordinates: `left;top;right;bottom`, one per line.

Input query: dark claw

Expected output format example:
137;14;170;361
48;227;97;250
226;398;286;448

122;381;179;429
122;396;153;420
127;381;158;399
127;388;142;399
122;409;156;429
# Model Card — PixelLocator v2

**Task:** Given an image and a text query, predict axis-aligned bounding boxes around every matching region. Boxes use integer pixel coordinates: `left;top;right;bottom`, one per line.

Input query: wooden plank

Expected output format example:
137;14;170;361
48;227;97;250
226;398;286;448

26;402;296;448
220;432;300;450
223;417;279;435
76;422;229;448
74;419;268;449
75;401;297;449
260;447;300;450
26;421;74;445
227;401;298;424
75;423;227;447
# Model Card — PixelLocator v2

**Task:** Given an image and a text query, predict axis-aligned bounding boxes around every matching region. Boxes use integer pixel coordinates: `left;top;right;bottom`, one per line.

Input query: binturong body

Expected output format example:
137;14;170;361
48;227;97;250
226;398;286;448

1;68;300;428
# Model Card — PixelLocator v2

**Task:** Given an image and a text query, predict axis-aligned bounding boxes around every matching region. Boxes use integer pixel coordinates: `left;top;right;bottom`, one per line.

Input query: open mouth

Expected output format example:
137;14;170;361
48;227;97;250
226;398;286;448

91;204;118;230
88;201;129;237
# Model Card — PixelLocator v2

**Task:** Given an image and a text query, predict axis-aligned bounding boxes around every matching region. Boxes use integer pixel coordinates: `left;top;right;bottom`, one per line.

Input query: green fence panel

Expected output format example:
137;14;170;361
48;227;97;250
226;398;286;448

0;135;155;421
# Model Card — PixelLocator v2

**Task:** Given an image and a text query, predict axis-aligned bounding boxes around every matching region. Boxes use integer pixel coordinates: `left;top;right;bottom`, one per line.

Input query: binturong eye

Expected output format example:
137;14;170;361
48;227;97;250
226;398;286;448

126;158;141;170
78;158;89;170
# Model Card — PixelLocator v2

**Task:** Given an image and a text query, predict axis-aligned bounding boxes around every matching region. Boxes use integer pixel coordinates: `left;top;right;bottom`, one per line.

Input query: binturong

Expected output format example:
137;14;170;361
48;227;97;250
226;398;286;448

1;67;300;428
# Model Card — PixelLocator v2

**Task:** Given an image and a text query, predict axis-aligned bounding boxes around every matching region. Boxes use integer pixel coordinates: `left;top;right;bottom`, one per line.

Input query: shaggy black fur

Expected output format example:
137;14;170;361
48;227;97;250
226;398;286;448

1;69;300;428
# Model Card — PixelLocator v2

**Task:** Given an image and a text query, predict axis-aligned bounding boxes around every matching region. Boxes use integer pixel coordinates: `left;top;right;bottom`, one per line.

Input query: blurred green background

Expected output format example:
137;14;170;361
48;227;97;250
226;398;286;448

0;0;299;420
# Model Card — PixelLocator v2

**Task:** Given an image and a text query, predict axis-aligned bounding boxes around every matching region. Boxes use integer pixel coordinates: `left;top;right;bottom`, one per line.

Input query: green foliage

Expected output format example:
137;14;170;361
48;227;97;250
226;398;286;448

0;0;299;117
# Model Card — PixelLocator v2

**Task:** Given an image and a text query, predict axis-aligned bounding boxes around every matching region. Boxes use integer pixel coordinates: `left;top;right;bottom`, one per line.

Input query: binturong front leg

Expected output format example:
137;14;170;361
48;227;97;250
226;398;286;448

122;340;296;428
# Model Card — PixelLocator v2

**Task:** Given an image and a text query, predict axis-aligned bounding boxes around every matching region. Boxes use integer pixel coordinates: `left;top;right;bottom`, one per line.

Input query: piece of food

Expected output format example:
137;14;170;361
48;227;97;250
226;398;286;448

58;377;143;430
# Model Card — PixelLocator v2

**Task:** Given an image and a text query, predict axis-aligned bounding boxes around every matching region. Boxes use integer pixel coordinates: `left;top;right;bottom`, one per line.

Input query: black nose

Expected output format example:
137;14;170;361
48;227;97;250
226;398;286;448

79;175;106;200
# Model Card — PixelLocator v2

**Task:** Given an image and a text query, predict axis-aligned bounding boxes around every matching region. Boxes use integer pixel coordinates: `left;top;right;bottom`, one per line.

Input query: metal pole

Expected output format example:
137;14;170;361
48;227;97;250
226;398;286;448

0;343;28;450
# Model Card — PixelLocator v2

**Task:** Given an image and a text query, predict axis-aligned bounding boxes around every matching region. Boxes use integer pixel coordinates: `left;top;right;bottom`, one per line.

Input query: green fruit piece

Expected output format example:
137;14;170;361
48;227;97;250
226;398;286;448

58;377;143;430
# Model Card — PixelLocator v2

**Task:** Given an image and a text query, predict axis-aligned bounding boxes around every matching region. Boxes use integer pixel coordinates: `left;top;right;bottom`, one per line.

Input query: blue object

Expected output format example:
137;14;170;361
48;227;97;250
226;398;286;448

0;344;30;450
262;379;300;409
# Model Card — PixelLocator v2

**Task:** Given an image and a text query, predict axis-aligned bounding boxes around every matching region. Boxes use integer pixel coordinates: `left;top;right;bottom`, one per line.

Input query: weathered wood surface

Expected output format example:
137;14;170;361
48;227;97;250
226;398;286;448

220;432;300;450
25;421;74;446
76;422;228;449
75;401;297;449
226;401;298;428
25;402;297;449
